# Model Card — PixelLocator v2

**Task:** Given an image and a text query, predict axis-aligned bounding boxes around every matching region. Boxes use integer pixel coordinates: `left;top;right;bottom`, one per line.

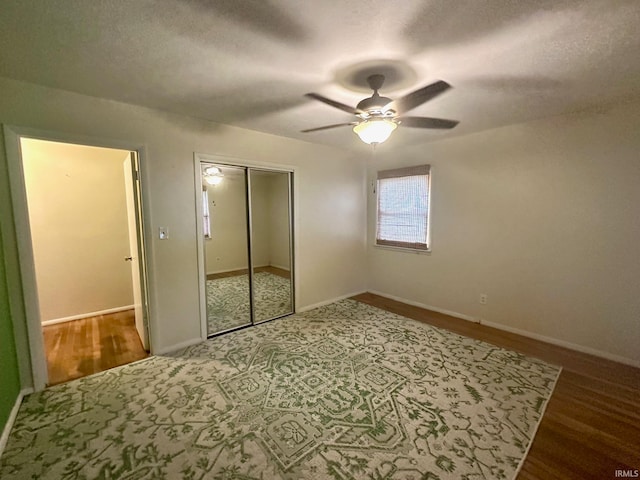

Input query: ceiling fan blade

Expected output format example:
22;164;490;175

399;116;459;129
305;93;363;115
301;122;357;133
383;80;452;114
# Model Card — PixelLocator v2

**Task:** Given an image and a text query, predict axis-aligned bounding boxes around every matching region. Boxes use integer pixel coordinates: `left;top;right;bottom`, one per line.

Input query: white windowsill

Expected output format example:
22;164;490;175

373;244;432;255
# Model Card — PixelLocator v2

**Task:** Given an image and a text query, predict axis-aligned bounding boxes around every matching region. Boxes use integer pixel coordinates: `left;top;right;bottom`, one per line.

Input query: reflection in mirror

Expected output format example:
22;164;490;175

202;163;252;335
249;170;293;323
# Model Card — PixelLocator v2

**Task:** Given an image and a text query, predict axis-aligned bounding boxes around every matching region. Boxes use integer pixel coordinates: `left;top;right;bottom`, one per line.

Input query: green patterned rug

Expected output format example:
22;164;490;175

0;299;560;479
207;271;292;334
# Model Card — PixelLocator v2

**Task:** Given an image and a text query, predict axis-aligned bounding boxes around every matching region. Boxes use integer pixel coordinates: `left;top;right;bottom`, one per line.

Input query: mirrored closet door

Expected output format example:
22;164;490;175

200;161;294;336
248;169;293;324
202;164;252;335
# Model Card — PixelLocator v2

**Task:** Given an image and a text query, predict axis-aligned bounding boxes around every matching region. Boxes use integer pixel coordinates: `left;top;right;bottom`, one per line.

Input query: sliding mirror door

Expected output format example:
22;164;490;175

248;169;294;323
202;163;252;335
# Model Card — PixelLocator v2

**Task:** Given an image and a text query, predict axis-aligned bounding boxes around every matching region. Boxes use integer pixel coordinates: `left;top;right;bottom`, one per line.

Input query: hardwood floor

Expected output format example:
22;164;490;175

352;293;640;480
42;309;148;385
206;265;290;280
257;266;290;279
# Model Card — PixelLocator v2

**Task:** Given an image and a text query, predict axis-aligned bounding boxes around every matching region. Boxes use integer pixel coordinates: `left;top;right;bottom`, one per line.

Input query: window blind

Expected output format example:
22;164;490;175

376;165;430;250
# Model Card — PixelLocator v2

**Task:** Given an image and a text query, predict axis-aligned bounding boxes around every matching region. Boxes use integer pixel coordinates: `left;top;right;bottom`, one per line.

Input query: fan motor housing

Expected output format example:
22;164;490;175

356;95;393;114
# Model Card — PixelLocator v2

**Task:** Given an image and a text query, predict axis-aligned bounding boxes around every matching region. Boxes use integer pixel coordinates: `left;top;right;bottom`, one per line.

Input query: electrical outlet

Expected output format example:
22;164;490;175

479;294;488;305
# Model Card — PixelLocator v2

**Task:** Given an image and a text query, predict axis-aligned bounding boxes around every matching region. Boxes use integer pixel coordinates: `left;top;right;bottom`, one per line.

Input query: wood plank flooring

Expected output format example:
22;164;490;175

42;309;148;385
352;293;640;480
207;265;290;280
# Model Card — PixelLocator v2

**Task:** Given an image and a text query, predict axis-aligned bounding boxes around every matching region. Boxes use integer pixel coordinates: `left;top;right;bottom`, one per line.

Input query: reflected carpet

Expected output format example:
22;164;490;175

206;271;292;334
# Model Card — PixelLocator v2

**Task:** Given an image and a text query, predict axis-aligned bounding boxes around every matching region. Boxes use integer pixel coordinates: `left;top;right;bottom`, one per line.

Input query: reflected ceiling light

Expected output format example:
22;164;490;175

204;166;221;176
203;166;224;185
205;174;223;185
353;118;398;145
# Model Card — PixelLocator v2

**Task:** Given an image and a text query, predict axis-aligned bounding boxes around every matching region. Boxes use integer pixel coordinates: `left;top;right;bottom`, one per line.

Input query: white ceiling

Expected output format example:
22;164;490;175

1;0;640;151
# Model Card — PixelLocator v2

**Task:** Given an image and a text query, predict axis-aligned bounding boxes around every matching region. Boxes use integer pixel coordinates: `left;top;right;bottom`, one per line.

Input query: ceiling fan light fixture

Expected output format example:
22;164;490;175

353;118;397;145
303;75;456;143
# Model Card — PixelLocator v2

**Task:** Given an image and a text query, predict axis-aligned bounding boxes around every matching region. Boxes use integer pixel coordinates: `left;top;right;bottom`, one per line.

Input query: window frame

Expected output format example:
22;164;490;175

375;164;431;253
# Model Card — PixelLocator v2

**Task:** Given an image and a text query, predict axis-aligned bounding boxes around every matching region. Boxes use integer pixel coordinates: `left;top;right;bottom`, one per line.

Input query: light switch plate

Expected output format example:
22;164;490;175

159;227;169;240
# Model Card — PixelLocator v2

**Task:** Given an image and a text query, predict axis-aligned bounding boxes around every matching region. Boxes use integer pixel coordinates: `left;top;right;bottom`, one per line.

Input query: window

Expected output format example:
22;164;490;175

376;165;430;251
203;186;211;239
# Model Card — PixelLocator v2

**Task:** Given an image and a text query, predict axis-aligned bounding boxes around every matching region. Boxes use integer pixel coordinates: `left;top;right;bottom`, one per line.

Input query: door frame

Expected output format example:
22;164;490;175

193;152;297;340
2;125;153;391
123;151;151;350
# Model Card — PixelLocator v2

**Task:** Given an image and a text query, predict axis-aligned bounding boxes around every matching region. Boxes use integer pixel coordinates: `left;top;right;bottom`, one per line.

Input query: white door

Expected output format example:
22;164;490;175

123;153;149;350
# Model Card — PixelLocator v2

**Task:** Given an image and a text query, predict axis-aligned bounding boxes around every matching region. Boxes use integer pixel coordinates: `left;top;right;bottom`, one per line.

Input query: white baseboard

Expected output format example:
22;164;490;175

206;264;290;276
478;318;640;369
153;337;203;355
0;388;32;457
368;290;478;323
42;305;134;326
297;290;367;313
368;290;640;369
269;264;290;272
206;266;250;275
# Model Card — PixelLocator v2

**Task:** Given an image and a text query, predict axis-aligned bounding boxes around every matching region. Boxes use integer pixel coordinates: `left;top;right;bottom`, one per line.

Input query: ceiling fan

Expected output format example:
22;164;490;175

302;74;458;145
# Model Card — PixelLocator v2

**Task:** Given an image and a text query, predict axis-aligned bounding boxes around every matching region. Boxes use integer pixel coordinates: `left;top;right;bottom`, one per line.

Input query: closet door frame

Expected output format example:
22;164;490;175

193;153;297;341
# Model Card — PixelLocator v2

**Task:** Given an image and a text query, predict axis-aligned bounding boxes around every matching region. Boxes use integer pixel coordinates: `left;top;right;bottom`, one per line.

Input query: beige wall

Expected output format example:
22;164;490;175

204;166;249;274
251;171;291;270
249;172;271;268
21;139;134;322
0;77;368;371
267;173;292;270
367;100;640;365
203;169;291;274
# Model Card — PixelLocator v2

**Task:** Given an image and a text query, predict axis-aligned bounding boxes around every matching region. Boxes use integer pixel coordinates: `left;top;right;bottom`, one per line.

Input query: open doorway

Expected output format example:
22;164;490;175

19;138;150;385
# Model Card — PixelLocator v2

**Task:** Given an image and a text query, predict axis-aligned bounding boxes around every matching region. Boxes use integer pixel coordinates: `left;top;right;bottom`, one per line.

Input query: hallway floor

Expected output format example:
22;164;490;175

43;309;148;385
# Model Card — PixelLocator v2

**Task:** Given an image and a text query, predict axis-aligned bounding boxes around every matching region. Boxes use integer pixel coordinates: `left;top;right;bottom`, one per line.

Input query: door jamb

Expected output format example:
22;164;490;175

2;125;154;391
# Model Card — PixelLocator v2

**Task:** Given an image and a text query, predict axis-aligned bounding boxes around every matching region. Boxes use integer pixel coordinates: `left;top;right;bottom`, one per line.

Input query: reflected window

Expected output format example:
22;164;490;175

203;186;211;239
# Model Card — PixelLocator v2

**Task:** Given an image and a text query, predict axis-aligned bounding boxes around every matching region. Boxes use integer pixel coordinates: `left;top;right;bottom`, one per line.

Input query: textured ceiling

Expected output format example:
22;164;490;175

1;0;640;151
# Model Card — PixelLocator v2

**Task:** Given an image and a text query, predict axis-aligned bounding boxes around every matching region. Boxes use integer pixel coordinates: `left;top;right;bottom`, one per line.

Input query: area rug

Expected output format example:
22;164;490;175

0;299;560;479
207;271;292;334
